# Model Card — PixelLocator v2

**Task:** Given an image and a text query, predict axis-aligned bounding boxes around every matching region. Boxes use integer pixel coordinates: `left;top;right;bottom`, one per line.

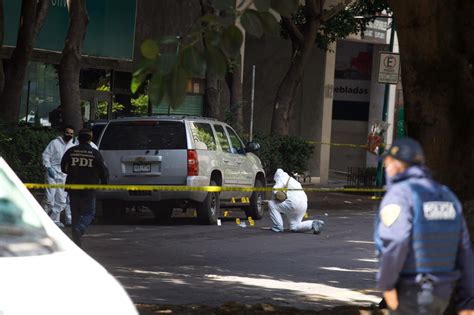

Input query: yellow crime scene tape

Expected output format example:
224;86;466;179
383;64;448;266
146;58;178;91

306;141;368;149
24;183;385;193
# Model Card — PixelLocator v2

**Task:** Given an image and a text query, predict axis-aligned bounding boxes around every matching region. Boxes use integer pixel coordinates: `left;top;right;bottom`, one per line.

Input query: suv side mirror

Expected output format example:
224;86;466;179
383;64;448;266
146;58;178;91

245;142;260;153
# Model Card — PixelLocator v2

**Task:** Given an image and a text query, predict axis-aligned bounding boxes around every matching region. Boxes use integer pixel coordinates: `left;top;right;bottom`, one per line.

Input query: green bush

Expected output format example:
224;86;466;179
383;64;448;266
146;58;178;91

0;124;58;183
253;134;314;178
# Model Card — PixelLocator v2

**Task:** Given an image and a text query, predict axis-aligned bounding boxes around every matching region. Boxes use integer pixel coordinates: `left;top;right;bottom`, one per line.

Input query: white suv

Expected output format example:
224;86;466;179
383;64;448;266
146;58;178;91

97;116;266;224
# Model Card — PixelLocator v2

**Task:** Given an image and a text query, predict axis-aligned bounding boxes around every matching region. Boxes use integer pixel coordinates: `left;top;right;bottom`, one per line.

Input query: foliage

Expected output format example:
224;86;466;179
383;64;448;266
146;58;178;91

131;94;149;115
0;124;58;183
253;134;314;178
281;1;391;50
95;84;124;117
133;0;293;110
134;0;390;112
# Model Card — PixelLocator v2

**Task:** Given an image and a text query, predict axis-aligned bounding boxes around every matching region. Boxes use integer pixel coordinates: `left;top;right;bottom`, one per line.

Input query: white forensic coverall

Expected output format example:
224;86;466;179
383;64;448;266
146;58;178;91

42;136;72;224
269;169;314;232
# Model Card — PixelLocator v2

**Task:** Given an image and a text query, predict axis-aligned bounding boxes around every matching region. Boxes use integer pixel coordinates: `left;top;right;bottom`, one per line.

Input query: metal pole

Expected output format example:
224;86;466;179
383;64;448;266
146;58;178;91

375;19;396;189
249;65;256;142
25;80;31;124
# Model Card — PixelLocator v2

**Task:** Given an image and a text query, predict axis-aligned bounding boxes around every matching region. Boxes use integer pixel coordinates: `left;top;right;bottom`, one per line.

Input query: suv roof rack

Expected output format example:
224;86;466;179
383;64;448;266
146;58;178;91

115;115;219;121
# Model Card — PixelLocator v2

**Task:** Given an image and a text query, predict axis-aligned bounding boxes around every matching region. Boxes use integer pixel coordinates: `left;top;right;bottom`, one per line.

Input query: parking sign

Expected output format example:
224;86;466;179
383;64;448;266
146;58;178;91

378;52;401;84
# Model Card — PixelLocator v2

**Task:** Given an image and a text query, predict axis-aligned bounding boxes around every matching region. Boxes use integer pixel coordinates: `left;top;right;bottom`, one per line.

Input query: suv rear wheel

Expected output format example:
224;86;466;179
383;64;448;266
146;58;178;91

244;179;264;220
196;180;220;225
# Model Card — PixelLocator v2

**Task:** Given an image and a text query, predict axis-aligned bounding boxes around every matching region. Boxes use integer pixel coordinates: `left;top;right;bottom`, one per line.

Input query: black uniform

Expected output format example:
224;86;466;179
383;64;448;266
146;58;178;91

61;142;108;246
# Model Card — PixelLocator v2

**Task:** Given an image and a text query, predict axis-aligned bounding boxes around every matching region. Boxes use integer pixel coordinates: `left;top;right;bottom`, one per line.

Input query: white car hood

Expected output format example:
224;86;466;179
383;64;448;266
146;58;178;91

0;249;137;315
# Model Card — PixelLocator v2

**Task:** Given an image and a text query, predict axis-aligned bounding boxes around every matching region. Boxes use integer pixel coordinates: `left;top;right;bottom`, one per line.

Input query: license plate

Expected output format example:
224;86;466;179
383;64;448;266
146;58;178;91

133;163;151;173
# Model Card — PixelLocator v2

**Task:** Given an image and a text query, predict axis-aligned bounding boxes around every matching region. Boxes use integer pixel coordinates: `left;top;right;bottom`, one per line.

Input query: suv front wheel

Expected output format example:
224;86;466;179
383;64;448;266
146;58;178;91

196;180;220;225
244;179;264;220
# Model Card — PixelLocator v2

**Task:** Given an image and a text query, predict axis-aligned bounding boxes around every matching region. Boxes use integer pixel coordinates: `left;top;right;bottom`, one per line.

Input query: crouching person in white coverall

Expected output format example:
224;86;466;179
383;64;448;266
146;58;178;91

42;125;75;227
269;169;324;234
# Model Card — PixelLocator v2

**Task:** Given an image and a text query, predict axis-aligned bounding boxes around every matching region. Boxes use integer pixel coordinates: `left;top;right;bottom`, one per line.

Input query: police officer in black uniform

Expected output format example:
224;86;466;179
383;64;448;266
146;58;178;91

375;138;474;314
61;129;108;247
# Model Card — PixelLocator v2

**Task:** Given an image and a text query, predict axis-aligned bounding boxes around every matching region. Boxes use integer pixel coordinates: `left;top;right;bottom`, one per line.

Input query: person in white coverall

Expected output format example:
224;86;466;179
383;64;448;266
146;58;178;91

42;125;75;227
269;169;324;234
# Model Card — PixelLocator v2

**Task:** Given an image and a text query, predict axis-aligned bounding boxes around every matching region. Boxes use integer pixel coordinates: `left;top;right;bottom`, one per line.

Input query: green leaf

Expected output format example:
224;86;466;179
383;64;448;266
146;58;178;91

131;72;147;94
258;11;280;37
270;0;299;16
182;46;206;76
206;45;228;78
211;0;234;11
156;53;178;75
198;14;219;26
148;73;165;106
254;0;271;11
220;25;244;57
168;66;188;109
204;29;221;47
140;39;160;60
217;15;236;27
240;9;264;38
158;35;180;45
133;60;153;76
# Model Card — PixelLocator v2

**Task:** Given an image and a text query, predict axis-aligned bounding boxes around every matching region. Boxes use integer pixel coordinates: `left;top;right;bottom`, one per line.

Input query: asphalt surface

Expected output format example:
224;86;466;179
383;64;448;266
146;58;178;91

81;193;382;311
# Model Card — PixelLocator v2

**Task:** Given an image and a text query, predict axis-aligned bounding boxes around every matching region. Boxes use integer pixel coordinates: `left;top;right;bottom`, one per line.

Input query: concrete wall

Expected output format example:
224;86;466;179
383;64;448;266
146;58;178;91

242;36;292;136
329;120;368;179
242;35;329;178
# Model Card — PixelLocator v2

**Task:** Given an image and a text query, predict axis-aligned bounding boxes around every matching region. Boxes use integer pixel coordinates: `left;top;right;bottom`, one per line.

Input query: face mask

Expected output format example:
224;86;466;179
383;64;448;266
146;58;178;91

64;135;73;141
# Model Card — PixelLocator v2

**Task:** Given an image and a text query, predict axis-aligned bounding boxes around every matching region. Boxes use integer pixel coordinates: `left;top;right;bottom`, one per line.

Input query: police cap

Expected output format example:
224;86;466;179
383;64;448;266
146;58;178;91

382;137;425;165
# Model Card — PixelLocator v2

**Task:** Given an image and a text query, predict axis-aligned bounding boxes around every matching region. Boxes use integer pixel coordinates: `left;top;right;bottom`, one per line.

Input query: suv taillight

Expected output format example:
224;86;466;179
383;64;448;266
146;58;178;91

187;149;199;176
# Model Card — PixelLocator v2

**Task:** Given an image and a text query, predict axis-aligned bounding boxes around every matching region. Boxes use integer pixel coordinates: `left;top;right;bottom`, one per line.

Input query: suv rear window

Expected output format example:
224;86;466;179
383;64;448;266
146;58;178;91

100;121;187;150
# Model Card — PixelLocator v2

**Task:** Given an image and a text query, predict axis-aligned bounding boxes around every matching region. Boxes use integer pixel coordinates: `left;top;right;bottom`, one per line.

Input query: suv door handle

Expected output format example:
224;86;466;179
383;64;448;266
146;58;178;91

223;159;229;163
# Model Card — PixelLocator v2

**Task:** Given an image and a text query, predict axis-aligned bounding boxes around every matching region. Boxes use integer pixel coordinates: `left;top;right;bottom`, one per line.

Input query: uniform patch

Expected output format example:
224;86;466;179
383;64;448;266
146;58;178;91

380;204;401;227
423;202;456;220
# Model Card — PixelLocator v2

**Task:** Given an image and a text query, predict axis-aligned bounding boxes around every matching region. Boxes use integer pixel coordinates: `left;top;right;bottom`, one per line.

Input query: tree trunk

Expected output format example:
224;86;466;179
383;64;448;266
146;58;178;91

204;71;220;119
0;0;49;125
388;0;474;199
270;1;322;135
200;0;220;119
226;60;243;133
0;0;4;94
59;0;89;131
389;0;474;243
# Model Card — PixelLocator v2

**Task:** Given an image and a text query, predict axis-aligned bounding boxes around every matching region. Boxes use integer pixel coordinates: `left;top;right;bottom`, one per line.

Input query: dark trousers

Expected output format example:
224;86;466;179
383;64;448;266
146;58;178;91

69;190;96;246
390;284;450;315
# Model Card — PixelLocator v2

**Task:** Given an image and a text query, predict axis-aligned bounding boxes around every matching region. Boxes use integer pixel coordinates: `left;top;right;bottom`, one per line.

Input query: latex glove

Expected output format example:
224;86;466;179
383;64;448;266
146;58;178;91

47;167;57;179
383;289;399;310
458;310;474;315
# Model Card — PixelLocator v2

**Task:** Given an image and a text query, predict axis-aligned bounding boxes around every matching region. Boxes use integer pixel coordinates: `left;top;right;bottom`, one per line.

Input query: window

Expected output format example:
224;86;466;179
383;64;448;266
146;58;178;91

226;127;245;154
214;125;231;153
100;121;187;150
190;122;217;151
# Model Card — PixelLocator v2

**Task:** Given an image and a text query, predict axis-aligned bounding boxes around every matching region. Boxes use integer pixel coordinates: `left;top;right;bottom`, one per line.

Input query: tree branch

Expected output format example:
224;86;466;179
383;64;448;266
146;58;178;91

282;16;304;44
321;0;353;23
32;0;50;38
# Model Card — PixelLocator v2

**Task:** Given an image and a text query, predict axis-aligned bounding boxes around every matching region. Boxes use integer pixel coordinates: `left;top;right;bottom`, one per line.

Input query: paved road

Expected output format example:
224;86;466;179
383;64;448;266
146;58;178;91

83;193;382;311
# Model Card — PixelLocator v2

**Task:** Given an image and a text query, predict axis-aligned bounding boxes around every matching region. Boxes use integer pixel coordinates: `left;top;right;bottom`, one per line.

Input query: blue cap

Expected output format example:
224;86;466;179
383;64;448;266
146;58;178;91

382;137;425;165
